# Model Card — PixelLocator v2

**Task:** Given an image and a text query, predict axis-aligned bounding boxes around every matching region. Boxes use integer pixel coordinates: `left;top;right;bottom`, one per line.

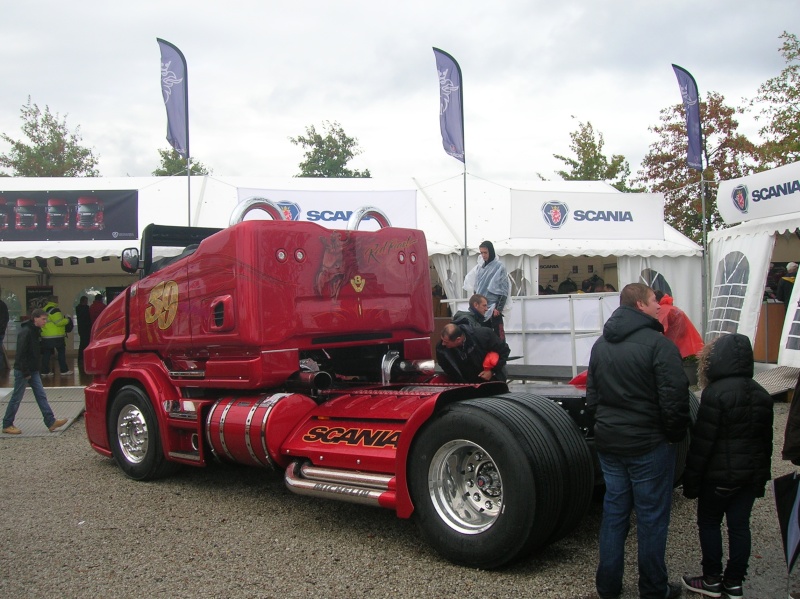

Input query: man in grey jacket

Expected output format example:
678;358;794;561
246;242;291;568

587;283;690;599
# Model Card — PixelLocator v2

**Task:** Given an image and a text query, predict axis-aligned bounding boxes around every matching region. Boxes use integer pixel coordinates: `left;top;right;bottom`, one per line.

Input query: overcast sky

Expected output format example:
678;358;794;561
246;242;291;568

0;1;796;185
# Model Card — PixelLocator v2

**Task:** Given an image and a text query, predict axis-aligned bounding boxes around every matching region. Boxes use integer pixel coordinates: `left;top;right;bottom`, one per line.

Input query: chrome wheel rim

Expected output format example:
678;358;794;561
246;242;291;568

116;403;149;464
428;440;503;534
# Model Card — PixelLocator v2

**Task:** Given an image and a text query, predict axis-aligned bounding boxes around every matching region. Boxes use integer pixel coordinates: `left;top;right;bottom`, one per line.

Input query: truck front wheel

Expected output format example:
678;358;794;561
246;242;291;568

108;385;177;480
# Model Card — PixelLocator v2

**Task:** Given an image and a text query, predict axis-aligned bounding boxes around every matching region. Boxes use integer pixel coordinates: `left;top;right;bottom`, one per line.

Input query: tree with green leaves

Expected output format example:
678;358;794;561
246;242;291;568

152;148;211;176
289;121;370;178
636;92;758;244
0;97;99;177
749;31;800;169
551;120;639;192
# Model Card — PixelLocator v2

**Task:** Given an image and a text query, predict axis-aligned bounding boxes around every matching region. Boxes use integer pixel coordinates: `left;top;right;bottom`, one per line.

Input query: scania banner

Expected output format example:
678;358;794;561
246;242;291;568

717;162;800;225
0;189;138;242
235;188;417;229
510;190;664;240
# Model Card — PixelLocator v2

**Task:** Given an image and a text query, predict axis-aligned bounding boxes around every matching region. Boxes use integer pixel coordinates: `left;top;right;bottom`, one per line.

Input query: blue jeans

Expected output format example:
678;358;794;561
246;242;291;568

697;483;757;583
3;369;56;429
596;442;677;599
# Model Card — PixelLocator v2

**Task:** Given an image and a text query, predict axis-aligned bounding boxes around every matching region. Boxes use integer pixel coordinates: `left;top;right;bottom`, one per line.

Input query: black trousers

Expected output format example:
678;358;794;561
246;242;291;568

696;483;758;582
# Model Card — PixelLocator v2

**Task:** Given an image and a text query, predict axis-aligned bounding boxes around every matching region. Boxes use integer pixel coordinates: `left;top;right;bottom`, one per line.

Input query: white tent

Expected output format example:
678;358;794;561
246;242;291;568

708;162;800;367
0;175;702;326
417;176;703;327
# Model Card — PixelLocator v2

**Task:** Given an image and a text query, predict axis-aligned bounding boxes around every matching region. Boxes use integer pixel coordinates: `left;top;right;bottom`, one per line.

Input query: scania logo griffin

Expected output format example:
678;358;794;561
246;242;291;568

276;201;301;220
302;425;400;448
542;201;569;229
731;185;748;214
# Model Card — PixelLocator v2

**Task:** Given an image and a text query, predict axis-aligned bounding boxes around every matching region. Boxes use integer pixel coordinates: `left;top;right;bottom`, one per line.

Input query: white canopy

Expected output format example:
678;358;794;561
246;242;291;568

416;175;702;326
708;178;800;367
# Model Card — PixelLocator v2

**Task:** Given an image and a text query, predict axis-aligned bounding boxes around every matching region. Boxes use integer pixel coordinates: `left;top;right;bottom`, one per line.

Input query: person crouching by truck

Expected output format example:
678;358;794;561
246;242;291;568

436;323;510;383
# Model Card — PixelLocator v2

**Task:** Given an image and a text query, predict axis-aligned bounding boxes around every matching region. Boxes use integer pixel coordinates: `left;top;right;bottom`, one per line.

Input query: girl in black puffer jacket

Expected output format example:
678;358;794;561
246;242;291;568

681;333;773;598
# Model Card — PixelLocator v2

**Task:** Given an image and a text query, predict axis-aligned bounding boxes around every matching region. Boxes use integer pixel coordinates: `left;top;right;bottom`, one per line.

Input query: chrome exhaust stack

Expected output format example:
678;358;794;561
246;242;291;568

284;461;396;509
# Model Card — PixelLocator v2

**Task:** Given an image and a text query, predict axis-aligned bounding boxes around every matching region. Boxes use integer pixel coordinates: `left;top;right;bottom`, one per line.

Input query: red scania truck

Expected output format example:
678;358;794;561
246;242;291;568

83;199;598;569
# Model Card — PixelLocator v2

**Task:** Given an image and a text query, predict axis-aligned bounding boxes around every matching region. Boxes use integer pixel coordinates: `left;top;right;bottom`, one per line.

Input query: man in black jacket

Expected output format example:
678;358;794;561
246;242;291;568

436;323;510;383
587;283;690;599
451;294;492;331
2;309;67;435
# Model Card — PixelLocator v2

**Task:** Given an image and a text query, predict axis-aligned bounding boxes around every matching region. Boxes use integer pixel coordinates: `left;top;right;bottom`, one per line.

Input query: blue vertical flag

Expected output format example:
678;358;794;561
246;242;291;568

157;38;189;159
672;64;703;171
433;48;465;163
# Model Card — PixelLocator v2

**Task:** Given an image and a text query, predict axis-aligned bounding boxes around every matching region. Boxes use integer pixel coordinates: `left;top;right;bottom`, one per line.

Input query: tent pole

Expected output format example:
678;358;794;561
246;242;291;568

186;155;192;227
462;164;468;297
700;170;708;338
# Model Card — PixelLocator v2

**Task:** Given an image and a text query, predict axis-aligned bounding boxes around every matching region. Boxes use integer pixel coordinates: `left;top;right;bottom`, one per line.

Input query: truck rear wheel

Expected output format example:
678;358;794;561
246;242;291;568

108;385;178;481
497;392;594;544
408;400;553;569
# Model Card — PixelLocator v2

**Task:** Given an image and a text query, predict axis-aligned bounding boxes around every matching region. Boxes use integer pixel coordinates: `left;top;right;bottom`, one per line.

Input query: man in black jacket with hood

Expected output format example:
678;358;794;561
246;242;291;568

2;309;67;435
587;283;690;599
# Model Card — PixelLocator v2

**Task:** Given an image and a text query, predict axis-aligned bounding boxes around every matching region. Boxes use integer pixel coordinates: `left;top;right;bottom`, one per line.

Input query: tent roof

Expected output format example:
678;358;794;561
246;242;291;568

415;175;702;257
0;175;702;266
708;211;800;242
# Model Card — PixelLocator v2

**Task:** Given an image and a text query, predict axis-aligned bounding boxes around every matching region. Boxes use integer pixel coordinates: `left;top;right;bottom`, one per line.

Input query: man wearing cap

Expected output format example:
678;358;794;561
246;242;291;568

777;262;798;304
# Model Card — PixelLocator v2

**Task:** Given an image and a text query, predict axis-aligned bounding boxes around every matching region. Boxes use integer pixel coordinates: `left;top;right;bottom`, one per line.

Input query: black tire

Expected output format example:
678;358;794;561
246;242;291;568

673;390;701;486
497;392;594;543
407;399;558;569
107;385;178;481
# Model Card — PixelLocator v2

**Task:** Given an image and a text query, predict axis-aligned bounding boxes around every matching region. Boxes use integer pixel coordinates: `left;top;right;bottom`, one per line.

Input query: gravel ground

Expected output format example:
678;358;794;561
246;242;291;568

0;400;795;599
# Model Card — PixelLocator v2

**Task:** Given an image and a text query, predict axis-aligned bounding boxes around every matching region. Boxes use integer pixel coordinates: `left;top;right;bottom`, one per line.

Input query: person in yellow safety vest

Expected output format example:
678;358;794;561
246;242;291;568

40;295;73;376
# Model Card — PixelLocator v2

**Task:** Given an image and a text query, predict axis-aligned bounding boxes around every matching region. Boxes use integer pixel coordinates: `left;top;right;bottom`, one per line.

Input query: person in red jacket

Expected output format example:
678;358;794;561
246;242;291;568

89;293;106;325
655;291;704;358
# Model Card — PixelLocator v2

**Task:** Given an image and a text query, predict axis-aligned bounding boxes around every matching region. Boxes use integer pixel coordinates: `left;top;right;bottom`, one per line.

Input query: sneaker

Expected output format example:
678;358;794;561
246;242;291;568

721;580;743;598
40;372;53;377
2;425;22;434
667;582;684;598
60;370;73;375
683;575;722;597
48;418;68;432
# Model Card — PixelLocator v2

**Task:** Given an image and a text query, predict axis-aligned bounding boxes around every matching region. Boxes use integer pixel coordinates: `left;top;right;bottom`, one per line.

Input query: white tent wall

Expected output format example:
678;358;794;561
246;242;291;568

420;176;702;329
709;162;800;367
707;211;800;367
618;255;702;328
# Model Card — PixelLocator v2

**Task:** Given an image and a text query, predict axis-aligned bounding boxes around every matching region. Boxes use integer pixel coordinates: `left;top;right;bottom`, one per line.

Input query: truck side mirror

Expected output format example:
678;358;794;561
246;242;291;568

121;248;141;274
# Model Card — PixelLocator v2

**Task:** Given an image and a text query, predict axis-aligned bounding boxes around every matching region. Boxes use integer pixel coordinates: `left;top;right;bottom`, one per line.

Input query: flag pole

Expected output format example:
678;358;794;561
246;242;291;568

433;48;467;294
157;38;190;226
187;157;191;227
462;163;468;287
183;58;191;227
672;64;706;337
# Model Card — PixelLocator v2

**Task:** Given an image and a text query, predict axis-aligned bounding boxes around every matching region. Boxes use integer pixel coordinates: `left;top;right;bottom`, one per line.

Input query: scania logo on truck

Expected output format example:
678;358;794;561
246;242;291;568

277;201;301;220
303;425;400;448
